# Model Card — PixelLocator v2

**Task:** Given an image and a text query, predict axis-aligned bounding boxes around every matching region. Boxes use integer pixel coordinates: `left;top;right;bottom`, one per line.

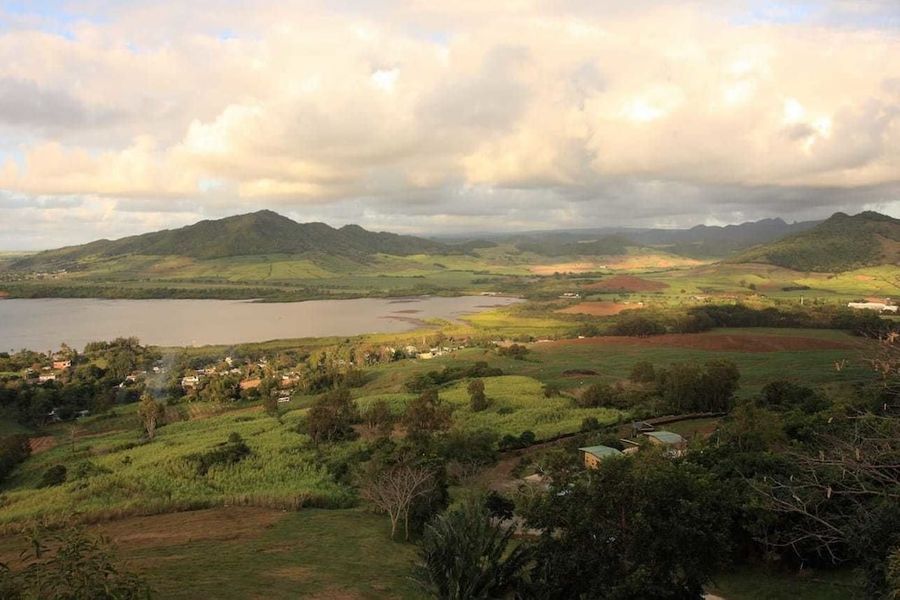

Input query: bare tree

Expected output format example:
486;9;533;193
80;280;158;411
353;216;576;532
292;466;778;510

361;464;434;540
748;333;900;562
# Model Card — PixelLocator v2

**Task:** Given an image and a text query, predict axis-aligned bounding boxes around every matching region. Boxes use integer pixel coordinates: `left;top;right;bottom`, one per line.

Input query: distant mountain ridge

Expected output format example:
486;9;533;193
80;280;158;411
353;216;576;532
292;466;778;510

10;210;448;269
734;211;900;271
446;217;821;258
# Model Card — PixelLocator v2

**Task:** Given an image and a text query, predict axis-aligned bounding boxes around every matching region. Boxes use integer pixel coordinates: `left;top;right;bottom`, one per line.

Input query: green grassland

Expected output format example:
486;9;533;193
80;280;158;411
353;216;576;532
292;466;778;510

0;405;349;526
4;238;896;303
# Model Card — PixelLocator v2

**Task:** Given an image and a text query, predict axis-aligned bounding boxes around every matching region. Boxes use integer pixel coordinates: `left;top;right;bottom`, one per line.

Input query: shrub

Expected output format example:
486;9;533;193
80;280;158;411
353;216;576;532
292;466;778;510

629;361;656;384
39;465;67;488
186;433;251;476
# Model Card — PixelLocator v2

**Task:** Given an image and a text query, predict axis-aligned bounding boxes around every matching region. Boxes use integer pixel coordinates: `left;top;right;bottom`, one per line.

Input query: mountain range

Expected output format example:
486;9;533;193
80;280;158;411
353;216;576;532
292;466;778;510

4;209;898;274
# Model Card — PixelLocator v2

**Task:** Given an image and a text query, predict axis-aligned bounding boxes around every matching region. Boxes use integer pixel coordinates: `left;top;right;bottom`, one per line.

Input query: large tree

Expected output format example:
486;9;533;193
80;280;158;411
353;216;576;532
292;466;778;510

524;453;734;599
306;388;358;444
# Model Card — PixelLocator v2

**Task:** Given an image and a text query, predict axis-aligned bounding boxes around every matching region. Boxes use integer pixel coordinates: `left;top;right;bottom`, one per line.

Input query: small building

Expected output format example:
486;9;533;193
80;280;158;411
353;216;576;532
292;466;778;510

559;292;581;299
848;301;898;313
181;375;200;389
240;378;262;391
643;431;687;456
38;373;57;383
579;445;624;469
417;352;435;360
631;420;655;436
52;360;71;370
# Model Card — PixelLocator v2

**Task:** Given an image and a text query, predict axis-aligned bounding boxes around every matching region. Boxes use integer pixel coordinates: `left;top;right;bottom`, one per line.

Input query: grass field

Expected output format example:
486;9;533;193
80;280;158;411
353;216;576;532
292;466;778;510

0;404;350;526
0;507;424;599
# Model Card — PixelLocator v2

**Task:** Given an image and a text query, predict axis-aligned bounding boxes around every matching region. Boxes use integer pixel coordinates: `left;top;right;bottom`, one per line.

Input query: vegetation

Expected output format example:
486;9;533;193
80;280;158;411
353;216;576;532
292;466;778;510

736;211;900;272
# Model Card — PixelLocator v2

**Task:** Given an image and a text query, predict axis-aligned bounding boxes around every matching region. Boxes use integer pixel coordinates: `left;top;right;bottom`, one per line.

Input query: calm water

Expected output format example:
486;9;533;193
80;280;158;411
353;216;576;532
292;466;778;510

0;296;519;350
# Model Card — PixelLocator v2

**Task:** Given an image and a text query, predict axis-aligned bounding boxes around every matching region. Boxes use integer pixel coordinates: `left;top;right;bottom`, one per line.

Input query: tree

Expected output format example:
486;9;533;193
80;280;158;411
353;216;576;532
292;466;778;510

701;359;740;412
468;379;488;412
525;454;733;599
0;435;31;484
0;525;152;599
403;390;452;441
415;499;532;599
364;399;395;437
137;394;164;440
629;360;656;383
306;388;358;444
361;463;435;540
577;382;621;408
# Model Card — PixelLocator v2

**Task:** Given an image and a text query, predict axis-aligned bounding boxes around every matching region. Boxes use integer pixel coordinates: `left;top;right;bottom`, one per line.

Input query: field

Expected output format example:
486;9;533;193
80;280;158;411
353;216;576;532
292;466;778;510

0;507;422;599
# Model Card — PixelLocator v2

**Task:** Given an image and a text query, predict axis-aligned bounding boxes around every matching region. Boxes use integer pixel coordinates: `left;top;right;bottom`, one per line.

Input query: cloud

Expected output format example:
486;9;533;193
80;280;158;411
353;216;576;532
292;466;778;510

0;1;898;248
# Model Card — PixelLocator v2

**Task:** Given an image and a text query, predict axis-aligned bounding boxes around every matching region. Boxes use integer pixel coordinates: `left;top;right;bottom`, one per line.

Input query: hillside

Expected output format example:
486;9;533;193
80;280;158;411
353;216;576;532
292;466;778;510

734;211;900;272
448;217;820;259
8;211;449;270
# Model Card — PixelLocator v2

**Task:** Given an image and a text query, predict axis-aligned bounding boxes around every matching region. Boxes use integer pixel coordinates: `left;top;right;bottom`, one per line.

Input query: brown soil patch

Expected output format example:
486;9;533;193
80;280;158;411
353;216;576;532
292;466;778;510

603;254;704;270
95;507;285;551
562;369;598;376
540;333;861;353
557;301;641;316
585;275;668;293
28;436;56;454
529;262;604;275
855;275;875;281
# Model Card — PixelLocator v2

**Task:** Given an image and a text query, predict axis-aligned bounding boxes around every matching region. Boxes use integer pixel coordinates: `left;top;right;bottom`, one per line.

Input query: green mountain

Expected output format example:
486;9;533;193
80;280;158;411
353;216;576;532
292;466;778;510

734;211;900;272
9;210;449;269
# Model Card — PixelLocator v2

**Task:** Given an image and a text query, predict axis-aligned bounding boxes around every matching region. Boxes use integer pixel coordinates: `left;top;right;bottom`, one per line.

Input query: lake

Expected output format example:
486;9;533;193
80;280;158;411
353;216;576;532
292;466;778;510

0;296;520;351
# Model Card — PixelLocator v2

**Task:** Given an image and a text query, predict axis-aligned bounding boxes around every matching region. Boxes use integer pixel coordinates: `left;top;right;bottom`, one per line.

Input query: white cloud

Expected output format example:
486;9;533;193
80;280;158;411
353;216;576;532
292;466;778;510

0;1;898;248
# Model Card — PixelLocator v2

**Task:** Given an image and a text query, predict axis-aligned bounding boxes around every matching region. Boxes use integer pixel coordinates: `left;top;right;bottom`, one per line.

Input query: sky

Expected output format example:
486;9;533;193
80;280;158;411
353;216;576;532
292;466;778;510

0;0;898;249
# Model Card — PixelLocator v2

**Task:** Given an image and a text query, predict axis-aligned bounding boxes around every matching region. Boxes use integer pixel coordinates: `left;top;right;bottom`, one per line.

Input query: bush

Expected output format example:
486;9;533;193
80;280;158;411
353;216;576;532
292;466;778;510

498;344;529;360
39;464;67;488
629;361;656;384
186;433;251;476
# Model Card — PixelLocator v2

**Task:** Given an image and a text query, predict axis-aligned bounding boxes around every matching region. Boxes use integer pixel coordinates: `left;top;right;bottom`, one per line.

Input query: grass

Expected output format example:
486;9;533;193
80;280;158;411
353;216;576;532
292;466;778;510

710;565;863;600
0;405;350;526
0;507;425;599
356;375;622;440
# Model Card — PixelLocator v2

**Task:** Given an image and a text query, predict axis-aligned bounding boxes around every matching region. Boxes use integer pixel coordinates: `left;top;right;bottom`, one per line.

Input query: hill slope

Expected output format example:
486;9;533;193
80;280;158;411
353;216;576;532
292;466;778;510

734;211;900;272
9;210;449;269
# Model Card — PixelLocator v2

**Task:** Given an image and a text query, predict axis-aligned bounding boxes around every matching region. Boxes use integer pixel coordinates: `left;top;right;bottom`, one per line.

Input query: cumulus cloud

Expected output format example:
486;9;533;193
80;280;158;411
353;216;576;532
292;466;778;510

0;0;898;248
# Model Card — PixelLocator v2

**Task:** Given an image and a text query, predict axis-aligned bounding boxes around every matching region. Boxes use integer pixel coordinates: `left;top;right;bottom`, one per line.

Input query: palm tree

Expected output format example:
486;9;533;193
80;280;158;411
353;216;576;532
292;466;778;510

415;499;531;599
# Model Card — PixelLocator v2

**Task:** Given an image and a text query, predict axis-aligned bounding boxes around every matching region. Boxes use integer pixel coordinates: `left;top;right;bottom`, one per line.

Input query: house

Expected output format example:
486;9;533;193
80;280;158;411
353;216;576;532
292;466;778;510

559;292;581;299
181;375;200;389
38;373;57;383
52;360;71;370
281;373;300;388
277;395;292;404
240;378;261;391
579;445;624;469
631;421;655;436
848;301;898;313
417;352;435;360
643;431;687;456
